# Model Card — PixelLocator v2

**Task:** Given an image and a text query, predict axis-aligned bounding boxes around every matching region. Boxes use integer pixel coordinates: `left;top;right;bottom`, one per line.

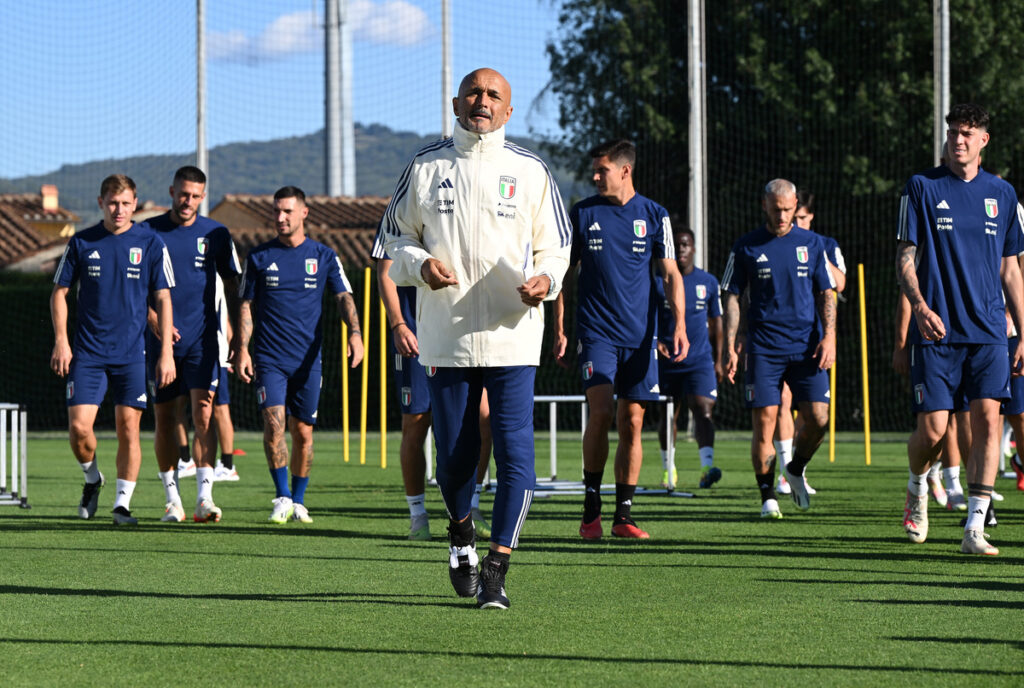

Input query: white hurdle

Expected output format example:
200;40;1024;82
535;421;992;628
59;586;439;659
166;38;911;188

0;403;29;508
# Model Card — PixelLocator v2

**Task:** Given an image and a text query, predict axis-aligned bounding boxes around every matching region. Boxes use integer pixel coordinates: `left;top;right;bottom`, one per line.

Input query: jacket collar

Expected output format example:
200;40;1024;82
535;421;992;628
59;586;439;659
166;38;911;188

453;122;506;154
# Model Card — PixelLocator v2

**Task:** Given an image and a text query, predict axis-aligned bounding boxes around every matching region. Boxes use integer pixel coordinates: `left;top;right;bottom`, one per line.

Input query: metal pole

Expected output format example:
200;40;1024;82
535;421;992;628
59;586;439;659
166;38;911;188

933;0;950;166
340;0;356;195
687;0;707;269
441;0;452;138
197;0;209;214
326;0;342;196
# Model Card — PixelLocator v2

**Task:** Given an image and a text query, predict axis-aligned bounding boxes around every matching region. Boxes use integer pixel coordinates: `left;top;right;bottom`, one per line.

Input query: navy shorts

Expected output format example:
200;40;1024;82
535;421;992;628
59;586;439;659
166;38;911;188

910;342;1009;413
215;364;230;406
393;352;430;415
254;360;322;425
67;358;147;409
658;352;717;401
578;337;659;401
148;337;219;404
744;350;829;409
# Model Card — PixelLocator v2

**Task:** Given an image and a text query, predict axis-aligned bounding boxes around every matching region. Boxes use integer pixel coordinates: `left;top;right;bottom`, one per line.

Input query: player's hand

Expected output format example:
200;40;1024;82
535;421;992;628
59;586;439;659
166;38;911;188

552;331;569;369
1012;338;1024;377
155;352;176;388
172;327;181;343
670;328;689;363
891;344;910;378
912;304;946;341
50;341;72;377
234;348;253;383
348;332;365;368
714;357;725;383
421;258;458;290
815;333;836;370
723;350;738;384
392;324;419;357
656;341;671;359
518;275;551;306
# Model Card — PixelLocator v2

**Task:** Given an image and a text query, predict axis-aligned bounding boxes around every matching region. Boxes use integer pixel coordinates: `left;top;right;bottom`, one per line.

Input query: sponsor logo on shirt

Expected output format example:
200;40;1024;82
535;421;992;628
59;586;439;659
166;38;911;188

267;262;279;271
498;175;516;199
985;198;999;218
401;387;412;407
936;200;950;210
438;178;454;190
588;238;603;251
756;254;769;263
437;199;454;215
936;216;953;231
87;250;101;259
129;247;142;265
633;220;647;238
582;361;594;380
588;222;601;232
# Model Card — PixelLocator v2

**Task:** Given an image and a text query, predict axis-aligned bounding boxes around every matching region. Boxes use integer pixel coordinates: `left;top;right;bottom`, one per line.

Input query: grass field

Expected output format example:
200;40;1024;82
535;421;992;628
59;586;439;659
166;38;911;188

2;432;1022;687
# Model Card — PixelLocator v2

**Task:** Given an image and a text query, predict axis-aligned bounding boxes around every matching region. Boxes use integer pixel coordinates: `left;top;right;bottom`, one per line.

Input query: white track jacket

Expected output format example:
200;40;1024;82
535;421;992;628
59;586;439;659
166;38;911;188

382;124;571;367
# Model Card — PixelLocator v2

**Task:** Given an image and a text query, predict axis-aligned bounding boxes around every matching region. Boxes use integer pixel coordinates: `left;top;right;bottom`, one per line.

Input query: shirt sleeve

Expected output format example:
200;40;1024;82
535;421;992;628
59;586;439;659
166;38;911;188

325;247;352;295
708;275;722;318
239;253;258;301
381;154;432;287
721;244;746;296
150;236;174;291
214;226;243;279
528;159;572;300
812;240;836;291
653;211;674;260
53;237;79;287
1003;200;1024;258
825;237;847;274
897;178;919;245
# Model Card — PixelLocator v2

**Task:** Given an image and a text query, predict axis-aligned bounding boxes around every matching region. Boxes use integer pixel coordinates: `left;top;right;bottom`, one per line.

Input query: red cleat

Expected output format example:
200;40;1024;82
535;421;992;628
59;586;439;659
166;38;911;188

1011;454;1024;492
579;516;603;540
611;522;650;539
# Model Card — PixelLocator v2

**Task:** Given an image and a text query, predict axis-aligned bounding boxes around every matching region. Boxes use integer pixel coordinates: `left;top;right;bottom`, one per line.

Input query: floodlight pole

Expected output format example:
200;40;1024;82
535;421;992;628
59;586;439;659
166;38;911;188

197;0;209;214
687;0;707;269
326;0;356;196
442;0;452;138
933;0;950;166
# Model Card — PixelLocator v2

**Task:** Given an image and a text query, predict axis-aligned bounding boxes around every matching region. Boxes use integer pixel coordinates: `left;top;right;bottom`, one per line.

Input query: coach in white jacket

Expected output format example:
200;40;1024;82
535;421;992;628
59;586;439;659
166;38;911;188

383;68;571;609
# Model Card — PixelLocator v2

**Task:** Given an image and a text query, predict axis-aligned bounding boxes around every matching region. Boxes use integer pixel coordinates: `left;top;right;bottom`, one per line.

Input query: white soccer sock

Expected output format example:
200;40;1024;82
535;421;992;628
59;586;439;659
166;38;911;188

942;466;963;494
471;482;483;510
964;495;990;531
907;469;928;497
79;460;101;483
660;449;671;471
196;467;214;501
406;493;427;517
698;446;714;470
113;479;136;510
158;470;181;504
927;462;941;480
774;439;793;468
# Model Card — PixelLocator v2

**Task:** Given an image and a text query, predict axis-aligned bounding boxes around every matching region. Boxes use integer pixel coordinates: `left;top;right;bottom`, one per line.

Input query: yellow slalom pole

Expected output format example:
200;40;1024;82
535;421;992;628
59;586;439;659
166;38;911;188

857;264;872;465
342;321;349;462
379;296;387;469
360;267;371;465
829;356;836;462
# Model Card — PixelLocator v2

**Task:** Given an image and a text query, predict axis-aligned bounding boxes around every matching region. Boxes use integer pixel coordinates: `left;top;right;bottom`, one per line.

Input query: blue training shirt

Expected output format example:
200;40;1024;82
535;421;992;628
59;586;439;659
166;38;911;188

54;221;174;363
898;165;1024;345
655;267;721;363
240;237;352;369
570;193;674;347
722;225;835;356
146;213;241;353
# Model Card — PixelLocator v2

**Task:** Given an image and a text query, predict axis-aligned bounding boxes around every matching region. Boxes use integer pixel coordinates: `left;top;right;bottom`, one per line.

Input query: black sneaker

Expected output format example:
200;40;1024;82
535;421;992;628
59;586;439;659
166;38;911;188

447;521;479;597
78;473;105;519
476;554;510;609
112;506;138;526
986;504;998;528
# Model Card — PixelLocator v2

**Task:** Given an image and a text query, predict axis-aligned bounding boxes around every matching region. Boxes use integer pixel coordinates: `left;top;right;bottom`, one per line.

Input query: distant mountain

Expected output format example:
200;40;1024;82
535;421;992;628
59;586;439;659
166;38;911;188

0;124;588;227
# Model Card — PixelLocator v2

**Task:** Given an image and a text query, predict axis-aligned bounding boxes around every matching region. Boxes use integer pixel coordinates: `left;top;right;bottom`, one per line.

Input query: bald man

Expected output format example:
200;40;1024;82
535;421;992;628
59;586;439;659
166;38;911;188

721;179;836;519
382;68;571;609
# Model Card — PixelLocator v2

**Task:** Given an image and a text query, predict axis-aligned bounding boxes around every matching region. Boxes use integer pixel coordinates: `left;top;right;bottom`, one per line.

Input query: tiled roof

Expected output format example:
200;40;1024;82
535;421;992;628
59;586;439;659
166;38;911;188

230;227;377;269
215;194;389;230
0;203;54;267
0;193;80;223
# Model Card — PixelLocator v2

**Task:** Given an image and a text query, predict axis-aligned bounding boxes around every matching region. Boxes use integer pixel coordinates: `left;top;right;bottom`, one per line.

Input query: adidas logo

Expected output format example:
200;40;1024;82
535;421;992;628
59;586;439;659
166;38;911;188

267;262;279;271
87;250;101;259
973;509;984;515
136;394;147;402
202;479;211;485
936;200;950;209
756;254;769;263
622;499;632;506
438;178;454;189
588;222;601;232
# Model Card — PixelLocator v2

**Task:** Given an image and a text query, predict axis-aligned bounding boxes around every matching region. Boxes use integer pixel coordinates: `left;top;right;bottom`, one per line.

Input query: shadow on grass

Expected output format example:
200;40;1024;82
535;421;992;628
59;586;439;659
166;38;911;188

854;598;1024;611
889;635;1024;651
767;578;1024;594
0;636;1020;675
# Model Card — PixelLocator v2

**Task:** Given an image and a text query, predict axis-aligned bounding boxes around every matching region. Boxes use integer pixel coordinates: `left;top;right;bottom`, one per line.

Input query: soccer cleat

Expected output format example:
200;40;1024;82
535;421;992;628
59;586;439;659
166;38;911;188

112;506;138;526
476;554;511;610
1011;454;1024;491
776;474;792;495
161;501;185;522
986;504;998;528
611;521;650;539
194;499;222;523
699;467;722;488
409;513;431;541
447;522;480;598
177;458;197;478
961;529;999;555
292;503;313;523
991;489;1004;502
785;467;810;510
78;473;105;519
213;461;239;482
268;496;294;524
579;516;603;540
803;478;817;495
471;507;490;539
661;467;678;490
927;474;948;507
903;491;928;544
760;499;783;519
946;491;967;511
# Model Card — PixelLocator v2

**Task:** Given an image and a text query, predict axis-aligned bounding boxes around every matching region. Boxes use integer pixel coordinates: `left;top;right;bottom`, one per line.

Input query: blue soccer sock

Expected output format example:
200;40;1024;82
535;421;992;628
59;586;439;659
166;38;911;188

270;466;291;499
291;474;310;505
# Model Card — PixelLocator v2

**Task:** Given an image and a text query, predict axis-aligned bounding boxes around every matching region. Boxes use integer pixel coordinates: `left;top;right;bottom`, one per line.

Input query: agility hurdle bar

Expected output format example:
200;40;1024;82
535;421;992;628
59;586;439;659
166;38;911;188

0;404;29;508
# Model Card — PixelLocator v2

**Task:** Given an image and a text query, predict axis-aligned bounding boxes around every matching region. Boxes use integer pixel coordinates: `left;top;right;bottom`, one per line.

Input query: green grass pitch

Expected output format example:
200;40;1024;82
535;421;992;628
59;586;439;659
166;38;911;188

1;433;1022;686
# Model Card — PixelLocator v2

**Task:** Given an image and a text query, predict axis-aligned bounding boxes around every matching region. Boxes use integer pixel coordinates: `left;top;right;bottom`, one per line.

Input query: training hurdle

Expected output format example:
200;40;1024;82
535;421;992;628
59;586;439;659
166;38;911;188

0;403;29;508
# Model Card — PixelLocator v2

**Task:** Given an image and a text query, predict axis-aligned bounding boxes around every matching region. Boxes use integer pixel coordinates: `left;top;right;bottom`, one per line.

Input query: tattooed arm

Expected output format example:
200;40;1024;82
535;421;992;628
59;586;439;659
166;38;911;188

896;240;945;341
336;292;364;367
814;288;837;370
233;300;255;383
721;292;740;384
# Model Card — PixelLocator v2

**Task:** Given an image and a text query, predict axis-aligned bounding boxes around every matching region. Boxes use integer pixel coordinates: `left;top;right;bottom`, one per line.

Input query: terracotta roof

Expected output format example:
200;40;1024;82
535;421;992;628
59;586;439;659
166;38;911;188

231;227;377;269
214;194;389;230
0;203;54;267
0;193;80;223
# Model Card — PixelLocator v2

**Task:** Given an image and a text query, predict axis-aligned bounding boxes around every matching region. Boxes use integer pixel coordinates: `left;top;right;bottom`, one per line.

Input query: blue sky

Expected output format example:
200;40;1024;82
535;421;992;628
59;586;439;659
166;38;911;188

0;0;563;179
